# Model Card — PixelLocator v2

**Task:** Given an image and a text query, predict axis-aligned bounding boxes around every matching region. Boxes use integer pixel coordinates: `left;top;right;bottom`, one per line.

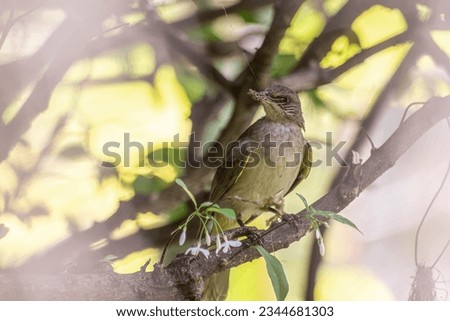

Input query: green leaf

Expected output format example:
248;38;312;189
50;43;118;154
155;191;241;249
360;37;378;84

296;193;310;210
133;175;167;195
176;70;207;103
175;179;197;209
239;10;257;23
199;201;214;209
255;245;289;301
270;54;298;78
329;213;363;234
312;210;335;219
206;207;236;220
315;211;363;234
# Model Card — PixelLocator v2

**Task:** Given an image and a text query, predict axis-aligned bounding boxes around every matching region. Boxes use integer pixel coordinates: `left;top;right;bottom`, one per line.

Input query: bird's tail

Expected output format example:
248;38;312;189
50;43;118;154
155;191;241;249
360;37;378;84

202;270;230;301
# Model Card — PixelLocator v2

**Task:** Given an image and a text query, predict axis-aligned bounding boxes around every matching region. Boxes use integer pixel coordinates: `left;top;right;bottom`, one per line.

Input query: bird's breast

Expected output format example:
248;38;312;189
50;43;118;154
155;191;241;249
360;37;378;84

221;122;304;220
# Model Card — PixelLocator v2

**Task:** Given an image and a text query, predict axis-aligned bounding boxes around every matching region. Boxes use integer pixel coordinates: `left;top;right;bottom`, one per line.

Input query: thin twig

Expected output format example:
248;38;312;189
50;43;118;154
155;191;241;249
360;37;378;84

432;238;450;269
399;102;426;126
305;43;422;300
0;5;40;51
414;118;450;267
221;4;259;88
0;6;15;51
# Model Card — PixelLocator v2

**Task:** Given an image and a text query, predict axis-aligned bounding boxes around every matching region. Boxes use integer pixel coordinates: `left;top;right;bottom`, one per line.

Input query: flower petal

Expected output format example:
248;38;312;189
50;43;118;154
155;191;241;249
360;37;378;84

227;240;242;248
222;242;230;253
198;248;210;258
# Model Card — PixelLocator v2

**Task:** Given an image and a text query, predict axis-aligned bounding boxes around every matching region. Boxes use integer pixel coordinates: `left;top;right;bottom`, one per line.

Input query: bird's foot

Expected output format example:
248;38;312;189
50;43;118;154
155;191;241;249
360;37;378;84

246;231;262;245
280;213;298;228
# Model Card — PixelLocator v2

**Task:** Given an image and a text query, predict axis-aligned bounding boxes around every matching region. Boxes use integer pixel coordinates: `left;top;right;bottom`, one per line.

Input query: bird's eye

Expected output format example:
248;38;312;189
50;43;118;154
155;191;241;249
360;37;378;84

271;96;289;104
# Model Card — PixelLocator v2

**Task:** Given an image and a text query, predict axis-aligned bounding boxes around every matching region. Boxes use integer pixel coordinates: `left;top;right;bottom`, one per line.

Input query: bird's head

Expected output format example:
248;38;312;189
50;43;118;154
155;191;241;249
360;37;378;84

248;84;304;129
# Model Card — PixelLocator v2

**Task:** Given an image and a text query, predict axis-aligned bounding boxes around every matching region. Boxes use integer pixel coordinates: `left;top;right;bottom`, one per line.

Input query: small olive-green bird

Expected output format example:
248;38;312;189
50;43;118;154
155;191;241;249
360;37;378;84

203;84;312;300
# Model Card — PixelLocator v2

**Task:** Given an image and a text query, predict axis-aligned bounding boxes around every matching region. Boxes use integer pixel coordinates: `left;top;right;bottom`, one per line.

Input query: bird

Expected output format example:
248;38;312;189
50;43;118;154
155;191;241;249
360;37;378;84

202;84;312;300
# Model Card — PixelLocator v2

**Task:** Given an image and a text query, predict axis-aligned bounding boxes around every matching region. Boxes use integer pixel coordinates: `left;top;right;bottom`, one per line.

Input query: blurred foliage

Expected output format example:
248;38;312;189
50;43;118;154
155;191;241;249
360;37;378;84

0;0;449;300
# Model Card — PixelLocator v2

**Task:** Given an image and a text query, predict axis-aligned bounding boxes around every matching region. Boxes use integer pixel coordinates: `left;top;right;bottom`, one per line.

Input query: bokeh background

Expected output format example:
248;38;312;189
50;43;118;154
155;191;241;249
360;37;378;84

0;0;449;300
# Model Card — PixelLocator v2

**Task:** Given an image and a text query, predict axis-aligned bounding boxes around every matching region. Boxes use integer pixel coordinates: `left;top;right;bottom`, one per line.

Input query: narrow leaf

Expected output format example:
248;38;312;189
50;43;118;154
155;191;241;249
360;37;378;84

175;179;197;209
315;211;363;234
296;193;309;210
312;210;335;219
255;245;289;301
207;207;236;220
329;213;363;234
199;201;214;209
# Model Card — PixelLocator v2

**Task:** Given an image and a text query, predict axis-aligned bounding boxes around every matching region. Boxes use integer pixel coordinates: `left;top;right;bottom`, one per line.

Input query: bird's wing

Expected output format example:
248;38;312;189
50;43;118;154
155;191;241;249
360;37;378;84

286;140;313;195
209;139;255;203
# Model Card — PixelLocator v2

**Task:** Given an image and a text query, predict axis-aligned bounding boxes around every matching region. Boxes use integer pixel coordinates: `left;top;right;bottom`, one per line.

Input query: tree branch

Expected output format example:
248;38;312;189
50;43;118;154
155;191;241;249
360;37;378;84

0;16;105;162
305;42;422;300
2;95;449;300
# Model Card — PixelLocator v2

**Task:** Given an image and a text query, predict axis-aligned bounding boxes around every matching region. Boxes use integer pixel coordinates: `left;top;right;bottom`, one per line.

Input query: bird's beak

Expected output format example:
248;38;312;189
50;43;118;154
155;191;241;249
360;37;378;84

248;89;268;102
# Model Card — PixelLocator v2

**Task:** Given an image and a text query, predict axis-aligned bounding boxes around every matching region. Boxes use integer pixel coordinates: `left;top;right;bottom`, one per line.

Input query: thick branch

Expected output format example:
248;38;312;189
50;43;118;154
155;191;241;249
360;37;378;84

0;17;105;163
2;95;449;300
279;31;413;91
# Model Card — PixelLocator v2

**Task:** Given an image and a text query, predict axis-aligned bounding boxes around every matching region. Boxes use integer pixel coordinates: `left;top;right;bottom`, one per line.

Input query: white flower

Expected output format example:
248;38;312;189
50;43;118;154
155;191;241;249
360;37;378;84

179;226;187;246
218;236;242;254
185;242;210;258
315;228;325;256
205;230;211;246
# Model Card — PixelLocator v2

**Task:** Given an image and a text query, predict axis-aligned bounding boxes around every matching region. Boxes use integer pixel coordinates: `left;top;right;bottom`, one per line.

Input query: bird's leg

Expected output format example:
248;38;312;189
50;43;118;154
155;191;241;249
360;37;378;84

263;190;285;226
231;211;262;244
265;207;284;226
234;212;262;245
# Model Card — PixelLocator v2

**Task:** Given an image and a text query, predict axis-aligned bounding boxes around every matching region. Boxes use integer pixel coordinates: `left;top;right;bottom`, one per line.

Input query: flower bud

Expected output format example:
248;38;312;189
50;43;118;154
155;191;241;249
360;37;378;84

178;226;187;246
205;230;211;246
206;220;214;233
315;228;322;240
318;238;325;256
215;235;222;254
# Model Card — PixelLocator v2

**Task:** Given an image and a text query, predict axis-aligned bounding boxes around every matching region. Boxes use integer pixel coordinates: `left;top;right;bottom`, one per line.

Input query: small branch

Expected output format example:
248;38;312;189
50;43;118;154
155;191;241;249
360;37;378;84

294;0;375;70
432;237;450;269
145;10;234;93
0;18;103;163
305;43;422;300
0;6;15;51
415;119;450;266
279;31;413;91
329;43;421;189
187;93;229;167
425;35;450;76
218;0;305;147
